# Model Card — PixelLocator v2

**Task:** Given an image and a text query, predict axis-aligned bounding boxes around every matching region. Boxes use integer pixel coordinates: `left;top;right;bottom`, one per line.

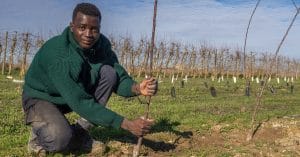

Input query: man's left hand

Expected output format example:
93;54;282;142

139;77;158;96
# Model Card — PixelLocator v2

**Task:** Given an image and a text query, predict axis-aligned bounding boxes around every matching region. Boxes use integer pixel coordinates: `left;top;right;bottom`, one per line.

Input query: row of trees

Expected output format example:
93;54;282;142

0;31;44;78
109;36;299;80
0;31;299;80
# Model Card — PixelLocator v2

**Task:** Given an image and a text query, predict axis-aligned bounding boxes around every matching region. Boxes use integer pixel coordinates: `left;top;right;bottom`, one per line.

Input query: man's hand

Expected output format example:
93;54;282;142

139;77;158;96
121;117;154;137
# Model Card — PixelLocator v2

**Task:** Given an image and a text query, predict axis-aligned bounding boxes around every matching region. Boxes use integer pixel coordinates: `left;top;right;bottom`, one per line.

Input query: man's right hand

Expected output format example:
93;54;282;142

121;117;154;137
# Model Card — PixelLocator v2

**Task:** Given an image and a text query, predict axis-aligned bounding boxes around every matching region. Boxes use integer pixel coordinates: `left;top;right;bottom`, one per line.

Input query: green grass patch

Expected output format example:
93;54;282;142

1;75;300;156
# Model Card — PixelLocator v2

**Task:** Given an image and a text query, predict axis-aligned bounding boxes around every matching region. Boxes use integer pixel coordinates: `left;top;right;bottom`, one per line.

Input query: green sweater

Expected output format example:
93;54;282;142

23;27;136;129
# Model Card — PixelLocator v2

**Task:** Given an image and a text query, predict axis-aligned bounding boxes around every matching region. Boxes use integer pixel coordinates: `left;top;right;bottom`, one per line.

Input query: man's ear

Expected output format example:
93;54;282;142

69;22;74;32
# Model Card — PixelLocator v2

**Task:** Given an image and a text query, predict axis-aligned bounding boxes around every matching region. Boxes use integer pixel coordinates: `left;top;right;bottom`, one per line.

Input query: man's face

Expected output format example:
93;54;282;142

70;12;100;49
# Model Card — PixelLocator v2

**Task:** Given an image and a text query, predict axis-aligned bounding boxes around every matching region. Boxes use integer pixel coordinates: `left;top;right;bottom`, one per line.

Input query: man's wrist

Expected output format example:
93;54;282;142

132;83;141;95
121;118;130;130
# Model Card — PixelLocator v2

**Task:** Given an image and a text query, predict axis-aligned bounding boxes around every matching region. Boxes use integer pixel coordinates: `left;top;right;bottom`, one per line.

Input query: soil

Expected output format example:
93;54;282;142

87;115;300;157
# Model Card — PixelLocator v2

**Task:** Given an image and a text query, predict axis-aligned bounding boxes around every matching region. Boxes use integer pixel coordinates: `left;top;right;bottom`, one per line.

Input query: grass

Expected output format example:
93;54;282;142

1;74;300;156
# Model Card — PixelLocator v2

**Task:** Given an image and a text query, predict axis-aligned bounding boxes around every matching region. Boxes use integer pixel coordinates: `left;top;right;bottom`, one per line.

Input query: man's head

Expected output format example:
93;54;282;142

70;3;101;49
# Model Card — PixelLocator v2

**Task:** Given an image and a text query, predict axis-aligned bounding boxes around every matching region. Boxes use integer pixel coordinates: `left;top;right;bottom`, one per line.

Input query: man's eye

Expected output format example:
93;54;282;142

79;26;85;31
92;28;99;33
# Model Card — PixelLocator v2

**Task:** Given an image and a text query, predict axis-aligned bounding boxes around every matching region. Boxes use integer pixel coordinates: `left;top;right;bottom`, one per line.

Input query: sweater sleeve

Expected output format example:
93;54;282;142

48;60;124;129
114;63;136;97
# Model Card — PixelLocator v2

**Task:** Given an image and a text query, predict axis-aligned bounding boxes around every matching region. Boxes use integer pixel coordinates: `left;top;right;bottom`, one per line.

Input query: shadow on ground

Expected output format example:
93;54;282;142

88;118;192;152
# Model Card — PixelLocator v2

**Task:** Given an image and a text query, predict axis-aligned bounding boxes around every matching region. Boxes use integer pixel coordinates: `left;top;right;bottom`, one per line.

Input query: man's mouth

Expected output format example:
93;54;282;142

82;40;94;45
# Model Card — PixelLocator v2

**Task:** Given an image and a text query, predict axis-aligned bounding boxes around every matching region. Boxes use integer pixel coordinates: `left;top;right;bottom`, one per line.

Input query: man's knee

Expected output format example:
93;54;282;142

33;122;72;152
99;65;117;84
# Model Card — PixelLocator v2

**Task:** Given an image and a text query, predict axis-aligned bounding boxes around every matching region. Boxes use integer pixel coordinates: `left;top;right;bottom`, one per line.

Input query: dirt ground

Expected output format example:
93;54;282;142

87;115;300;157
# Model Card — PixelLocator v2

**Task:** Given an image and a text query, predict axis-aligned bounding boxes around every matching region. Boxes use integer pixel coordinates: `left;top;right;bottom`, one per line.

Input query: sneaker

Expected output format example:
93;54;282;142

71;123;105;154
76;118;95;130
28;130;46;157
81;137;105;153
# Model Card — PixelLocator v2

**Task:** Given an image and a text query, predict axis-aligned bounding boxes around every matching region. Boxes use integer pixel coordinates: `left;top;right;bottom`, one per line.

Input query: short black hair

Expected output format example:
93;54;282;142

72;3;101;21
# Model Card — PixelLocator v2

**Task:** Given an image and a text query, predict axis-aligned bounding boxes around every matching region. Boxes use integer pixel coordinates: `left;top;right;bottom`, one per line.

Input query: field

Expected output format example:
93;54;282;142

1;74;300;156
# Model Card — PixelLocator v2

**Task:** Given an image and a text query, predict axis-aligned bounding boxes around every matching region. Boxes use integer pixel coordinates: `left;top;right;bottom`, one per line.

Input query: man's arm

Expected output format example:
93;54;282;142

48;60;124;129
123;78;157;136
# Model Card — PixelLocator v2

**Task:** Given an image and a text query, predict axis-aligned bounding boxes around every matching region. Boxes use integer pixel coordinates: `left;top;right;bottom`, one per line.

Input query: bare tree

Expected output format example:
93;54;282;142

179;46;189;78
8;32;18;76
155;41;166;78
162;42;174;77
0;43;2;65
234;50;241;78
189;46;197;78
173;43;181;78
20;33;30;77
1;32;8;75
200;45;207;78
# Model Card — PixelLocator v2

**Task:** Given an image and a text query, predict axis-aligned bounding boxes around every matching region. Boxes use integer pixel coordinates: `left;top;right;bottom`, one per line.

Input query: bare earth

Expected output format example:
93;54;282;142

87;115;300;157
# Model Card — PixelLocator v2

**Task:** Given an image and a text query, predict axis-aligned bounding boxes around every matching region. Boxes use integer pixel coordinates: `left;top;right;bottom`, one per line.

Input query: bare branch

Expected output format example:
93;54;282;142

243;0;261;77
291;0;298;10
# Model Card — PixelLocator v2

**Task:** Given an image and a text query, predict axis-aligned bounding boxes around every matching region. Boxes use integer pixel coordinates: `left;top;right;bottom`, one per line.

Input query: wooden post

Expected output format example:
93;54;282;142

133;0;157;156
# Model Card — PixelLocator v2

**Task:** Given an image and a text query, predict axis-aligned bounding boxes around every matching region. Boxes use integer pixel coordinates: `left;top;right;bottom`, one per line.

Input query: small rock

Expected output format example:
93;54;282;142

272;122;283;128
211;125;222;133
240;106;246;113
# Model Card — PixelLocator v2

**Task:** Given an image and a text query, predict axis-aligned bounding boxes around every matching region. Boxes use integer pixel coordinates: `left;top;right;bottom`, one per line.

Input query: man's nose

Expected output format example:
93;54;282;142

85;29;93;37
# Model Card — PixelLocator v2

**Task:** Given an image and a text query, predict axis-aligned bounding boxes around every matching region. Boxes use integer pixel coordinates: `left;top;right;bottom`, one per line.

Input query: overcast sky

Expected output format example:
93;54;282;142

0;0;300;58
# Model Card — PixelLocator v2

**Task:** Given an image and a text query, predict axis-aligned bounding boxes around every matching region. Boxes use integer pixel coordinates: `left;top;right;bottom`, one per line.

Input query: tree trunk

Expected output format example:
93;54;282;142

20;33;30;77
8;32;17;76
1;31;8;75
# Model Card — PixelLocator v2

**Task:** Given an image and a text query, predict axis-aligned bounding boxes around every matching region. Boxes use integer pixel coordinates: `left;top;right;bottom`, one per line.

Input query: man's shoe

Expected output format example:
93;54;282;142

82;137;105;153
28;131;46;157
71;123;105;154
76;118;95;130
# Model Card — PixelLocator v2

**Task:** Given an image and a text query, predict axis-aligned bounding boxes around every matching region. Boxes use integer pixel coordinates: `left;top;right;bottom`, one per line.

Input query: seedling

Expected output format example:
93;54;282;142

245;81;251;96
210;86;217;97
171;86;176;98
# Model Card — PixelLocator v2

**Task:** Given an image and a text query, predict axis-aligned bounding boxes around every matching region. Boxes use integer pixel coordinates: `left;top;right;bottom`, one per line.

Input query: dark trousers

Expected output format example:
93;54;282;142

22;65;117;152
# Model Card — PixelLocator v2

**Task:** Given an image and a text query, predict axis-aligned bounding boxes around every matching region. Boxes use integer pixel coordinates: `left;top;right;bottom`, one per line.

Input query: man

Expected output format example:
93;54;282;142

22;2;157;155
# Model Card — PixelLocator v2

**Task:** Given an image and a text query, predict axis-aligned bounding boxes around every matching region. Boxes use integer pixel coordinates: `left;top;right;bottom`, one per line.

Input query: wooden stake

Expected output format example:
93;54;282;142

133;0;158;156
